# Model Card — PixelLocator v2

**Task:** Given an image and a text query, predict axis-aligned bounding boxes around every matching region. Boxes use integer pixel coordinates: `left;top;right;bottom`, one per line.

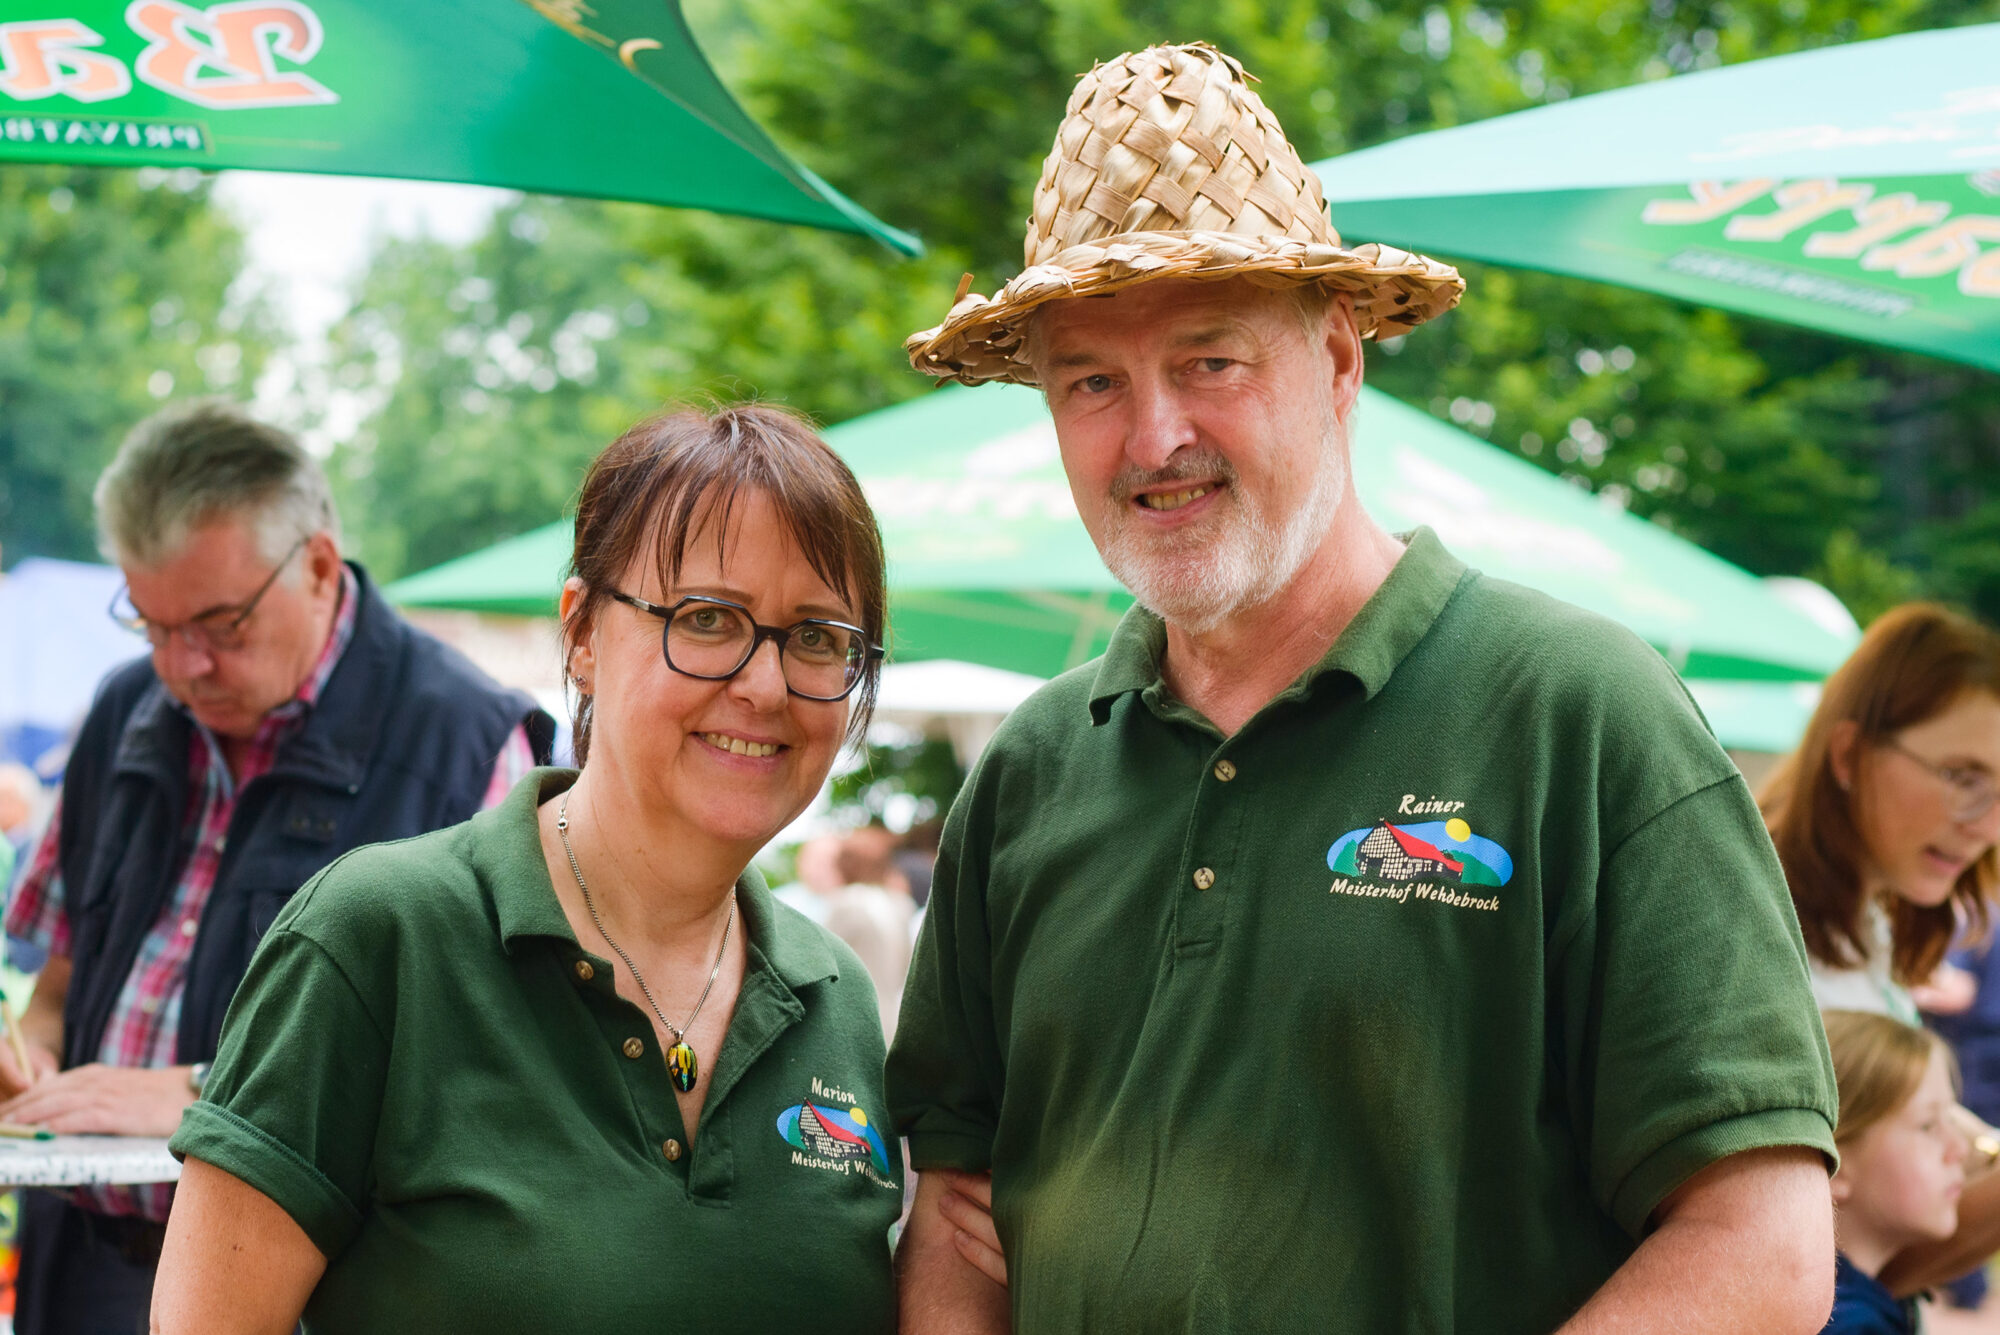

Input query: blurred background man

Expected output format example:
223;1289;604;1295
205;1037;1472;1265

0;401;552;1335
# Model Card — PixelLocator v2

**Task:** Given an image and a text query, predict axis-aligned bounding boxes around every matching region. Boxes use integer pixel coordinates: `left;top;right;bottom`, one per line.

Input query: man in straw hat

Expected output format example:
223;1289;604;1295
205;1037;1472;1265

888;42;1839;1333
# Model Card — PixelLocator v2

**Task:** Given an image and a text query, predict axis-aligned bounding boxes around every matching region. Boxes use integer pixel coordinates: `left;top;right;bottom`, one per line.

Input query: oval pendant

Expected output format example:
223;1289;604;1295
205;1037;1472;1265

667;1041;698;1093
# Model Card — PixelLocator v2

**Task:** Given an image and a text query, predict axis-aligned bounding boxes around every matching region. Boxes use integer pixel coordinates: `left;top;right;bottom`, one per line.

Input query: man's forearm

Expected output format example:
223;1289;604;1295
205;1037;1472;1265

1557;1147;1833;1335
898;1171;1010;1335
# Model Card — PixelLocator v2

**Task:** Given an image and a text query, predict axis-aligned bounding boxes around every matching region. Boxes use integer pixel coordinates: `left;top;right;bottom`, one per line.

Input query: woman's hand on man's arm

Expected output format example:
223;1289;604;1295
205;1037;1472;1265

151;1157;325;1335
898;1169;1010;1335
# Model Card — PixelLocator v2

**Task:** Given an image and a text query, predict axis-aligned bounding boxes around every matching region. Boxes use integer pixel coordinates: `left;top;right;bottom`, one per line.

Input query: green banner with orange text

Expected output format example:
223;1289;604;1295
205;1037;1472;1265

0;0;917;252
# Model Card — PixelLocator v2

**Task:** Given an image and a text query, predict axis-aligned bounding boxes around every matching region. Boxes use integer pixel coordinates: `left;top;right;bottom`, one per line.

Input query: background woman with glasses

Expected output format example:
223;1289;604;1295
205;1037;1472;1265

154;403;901;1333
1757;602;2000;1301
1761;602;2000;1026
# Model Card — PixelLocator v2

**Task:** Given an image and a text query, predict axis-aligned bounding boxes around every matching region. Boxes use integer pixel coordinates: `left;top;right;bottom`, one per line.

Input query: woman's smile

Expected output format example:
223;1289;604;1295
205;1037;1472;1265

694;730;786;761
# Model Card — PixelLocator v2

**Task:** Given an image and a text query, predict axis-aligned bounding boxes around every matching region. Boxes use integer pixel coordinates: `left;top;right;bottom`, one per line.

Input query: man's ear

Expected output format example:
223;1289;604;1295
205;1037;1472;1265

1829;719;1861;792
1323;291;1365;420
302;530;342;597
1829;1165;1852;1207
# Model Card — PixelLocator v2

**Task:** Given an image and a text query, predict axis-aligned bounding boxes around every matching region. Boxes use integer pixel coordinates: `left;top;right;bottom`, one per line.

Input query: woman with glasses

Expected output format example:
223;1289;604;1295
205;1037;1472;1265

1760;602;2000;1025
152;404;900;1333
1757;603;2000;1300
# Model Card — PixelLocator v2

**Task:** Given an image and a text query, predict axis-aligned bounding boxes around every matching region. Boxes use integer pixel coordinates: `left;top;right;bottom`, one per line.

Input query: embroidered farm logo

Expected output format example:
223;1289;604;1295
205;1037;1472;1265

777;1078;897;1189
1324;809;1515;913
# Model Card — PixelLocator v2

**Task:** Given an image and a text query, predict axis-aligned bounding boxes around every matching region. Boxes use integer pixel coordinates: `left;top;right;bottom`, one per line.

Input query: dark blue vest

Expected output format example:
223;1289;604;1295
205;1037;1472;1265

53;565;553;1068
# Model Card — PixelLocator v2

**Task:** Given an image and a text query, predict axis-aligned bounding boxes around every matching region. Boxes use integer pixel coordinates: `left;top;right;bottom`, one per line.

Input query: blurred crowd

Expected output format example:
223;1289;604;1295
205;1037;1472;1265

773;822;940;1039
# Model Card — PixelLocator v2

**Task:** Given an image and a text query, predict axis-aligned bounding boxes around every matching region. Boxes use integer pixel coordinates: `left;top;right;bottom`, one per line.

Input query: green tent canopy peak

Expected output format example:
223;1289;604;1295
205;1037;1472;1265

0;0;919;254
1311;23;2000;370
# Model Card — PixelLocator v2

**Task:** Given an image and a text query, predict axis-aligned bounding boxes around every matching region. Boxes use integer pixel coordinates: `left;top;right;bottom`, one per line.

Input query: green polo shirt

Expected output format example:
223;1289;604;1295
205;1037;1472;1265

888;528;1835;1334
172;768;900;1334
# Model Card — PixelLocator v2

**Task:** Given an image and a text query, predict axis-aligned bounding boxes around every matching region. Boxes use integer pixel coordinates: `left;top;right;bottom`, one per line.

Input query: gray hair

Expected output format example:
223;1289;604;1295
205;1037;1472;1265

93;400;339;569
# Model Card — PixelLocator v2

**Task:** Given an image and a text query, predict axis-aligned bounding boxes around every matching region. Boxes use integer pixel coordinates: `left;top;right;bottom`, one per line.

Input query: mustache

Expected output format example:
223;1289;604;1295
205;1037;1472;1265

1109;451;1239;505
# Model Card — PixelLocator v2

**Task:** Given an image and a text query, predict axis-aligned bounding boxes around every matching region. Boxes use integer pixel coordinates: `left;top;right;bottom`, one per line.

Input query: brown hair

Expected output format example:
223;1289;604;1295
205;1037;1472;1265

1761;603;2000;984
1822;1009;1955;1147
562;402;887;764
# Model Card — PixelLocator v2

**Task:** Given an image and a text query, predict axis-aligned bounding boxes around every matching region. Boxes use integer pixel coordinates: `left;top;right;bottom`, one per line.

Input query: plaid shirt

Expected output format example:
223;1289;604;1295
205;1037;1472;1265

4;569;536;1219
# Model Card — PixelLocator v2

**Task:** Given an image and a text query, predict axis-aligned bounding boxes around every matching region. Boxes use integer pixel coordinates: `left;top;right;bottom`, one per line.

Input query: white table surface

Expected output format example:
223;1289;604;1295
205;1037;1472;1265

0;1135;179;1188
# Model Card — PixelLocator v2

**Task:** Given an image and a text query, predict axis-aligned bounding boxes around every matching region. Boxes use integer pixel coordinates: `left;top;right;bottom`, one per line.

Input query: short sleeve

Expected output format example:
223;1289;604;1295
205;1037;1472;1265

169;924;390;1259
1554;773;1838;1237
886;758;1007;1172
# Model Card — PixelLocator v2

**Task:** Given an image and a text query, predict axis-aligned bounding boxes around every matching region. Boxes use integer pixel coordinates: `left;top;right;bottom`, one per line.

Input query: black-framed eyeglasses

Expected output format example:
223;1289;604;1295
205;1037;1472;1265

608;590;883;703
108;536;307;655
1884;737;2000;824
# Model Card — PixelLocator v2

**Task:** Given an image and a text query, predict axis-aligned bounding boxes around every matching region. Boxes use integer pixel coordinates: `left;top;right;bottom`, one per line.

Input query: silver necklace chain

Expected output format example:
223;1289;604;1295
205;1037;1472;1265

556;791;733;1049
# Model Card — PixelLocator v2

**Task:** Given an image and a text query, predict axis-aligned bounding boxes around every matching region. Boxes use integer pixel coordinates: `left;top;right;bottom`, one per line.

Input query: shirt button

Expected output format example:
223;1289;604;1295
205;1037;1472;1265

662;1139;683;1162
574;960;595;982
622;1037;644;1060
1193;867;1216;891
1213;760;1237;782
179;919;198;938
138;998;160;1015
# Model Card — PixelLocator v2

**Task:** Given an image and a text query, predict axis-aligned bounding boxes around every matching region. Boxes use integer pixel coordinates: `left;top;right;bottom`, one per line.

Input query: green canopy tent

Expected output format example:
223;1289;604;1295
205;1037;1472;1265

388;384;1856;751
1311;23;2000;369
0;0;916;252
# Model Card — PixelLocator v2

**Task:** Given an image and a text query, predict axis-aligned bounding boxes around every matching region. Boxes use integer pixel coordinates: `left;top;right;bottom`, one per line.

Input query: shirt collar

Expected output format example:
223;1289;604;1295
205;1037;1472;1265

1833;1254;1906;1318
279;565;360;716
484;768;840;991
1088;527;1466;725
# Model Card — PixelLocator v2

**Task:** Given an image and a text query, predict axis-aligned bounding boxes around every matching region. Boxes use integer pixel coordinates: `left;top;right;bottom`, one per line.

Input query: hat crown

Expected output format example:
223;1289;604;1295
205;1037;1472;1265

1026;42;1336;268
903;42;1463;386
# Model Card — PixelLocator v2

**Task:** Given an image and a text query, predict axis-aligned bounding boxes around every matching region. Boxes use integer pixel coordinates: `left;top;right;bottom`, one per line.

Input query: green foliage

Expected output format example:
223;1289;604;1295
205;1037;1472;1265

327;198;966;577
0;166;278;565
1814;529;1924;628
828;735;966;830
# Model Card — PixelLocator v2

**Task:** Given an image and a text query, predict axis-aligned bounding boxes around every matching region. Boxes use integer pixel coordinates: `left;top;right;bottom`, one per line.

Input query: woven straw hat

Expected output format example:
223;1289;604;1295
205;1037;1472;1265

906;43;1464;386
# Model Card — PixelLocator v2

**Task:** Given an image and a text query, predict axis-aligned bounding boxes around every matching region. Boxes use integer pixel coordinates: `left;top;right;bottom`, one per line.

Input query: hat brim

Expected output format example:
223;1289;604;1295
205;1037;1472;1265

905;230;1465;387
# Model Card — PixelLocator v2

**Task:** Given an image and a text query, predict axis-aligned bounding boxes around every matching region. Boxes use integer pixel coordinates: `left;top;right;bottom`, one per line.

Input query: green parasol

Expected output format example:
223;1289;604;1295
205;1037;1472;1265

387;383;1856;688
0;0;917;252
1311;23;2000;369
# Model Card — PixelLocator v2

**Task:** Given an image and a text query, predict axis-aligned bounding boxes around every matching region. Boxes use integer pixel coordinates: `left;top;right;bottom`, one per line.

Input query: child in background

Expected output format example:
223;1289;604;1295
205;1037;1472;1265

1826;1010;1971;1333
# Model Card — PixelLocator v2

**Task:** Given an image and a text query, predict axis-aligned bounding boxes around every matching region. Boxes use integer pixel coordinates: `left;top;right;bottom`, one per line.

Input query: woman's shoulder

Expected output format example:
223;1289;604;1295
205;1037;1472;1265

1807;903;1918;1023
1810;960;1916;1024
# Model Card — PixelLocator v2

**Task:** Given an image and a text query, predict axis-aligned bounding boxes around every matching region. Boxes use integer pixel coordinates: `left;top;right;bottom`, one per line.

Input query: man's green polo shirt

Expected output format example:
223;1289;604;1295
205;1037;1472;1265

888;528;1835;1334
172;769;900;1334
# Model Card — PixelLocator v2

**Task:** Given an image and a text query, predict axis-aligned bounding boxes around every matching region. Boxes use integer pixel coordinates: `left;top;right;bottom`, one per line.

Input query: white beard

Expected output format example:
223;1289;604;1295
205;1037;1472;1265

1099;411;1350;635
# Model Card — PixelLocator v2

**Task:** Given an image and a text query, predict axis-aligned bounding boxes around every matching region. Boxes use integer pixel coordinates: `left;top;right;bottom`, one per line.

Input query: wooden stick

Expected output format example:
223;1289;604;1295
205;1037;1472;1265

0;1123;51;1141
